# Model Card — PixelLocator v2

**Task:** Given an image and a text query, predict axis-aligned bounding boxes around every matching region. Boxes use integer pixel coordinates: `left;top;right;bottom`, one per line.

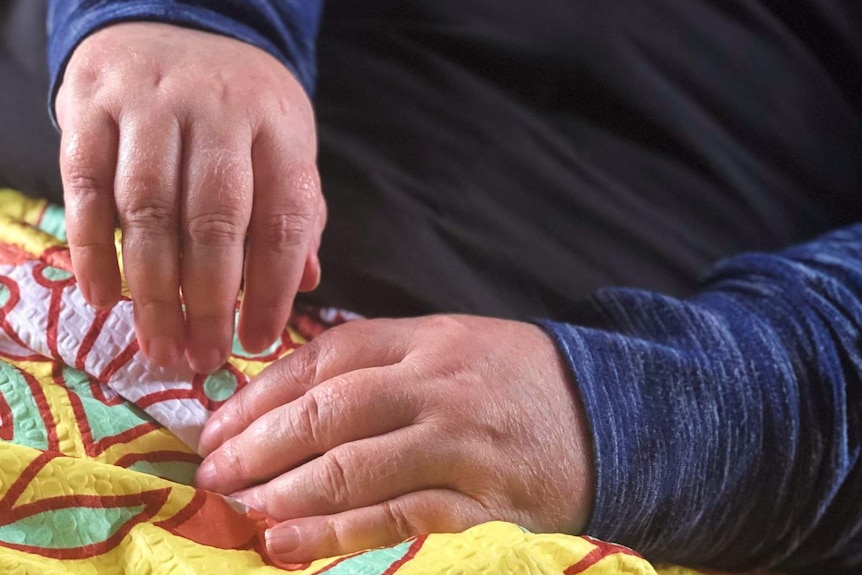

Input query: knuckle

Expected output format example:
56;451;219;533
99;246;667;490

196;72;233;106
65;63;99;90
419;314;463;334
121;199;175;231
254;211;315;250
263;87;315;135
185;211;246;246
289;392;325;449
212;75;232;104
260;90;291;115
220;440;248;480
322;517;349;556
64;169;103;195
259;90;302;122
63;57;107;97
148;68;166;90
282;343;322;388
316;449;354;507
63;153;107;200
382;500;417;542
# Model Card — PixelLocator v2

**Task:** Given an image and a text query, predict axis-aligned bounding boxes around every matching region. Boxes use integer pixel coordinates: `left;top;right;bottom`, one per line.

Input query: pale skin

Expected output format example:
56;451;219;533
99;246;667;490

57;23;325;373
57;23;595;563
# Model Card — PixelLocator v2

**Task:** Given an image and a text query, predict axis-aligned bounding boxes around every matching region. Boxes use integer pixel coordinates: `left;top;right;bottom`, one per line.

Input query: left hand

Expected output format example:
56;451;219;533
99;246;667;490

57;23;325;373
195;315;595;563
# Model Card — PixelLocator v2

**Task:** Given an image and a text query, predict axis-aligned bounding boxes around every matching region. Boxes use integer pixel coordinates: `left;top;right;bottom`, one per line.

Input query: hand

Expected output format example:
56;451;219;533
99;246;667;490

56;23;325;373
195;315;595;563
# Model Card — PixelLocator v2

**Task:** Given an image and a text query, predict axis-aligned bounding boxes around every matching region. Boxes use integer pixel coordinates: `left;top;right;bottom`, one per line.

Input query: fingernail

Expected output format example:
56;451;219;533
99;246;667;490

238;333;272;355
195;459;217;490
147;336;180;366
266;524;300;557
230;487;265;513
189;348;226;375
198;417;224;456
87;281;116;309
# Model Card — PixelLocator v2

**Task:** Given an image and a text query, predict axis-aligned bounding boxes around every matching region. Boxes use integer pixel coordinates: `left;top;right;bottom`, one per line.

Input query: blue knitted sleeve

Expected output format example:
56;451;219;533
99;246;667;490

46;0;322;117
542;224;862;573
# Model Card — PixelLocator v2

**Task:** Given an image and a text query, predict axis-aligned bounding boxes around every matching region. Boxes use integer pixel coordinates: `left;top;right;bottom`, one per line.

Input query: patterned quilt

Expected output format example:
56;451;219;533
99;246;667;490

0;188;714;574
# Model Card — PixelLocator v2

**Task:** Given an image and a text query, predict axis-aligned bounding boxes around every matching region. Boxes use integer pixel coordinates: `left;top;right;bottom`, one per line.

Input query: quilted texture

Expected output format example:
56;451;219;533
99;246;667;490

0;189;712;574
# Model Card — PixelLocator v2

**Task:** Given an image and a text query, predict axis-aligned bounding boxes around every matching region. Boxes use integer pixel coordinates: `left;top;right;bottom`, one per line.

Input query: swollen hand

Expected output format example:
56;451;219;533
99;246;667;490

56;23;325;373
195;315;595;563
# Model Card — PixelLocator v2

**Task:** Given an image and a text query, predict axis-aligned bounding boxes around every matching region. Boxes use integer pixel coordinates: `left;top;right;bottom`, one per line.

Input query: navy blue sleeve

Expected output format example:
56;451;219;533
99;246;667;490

542;224;862;573
46;0;323;115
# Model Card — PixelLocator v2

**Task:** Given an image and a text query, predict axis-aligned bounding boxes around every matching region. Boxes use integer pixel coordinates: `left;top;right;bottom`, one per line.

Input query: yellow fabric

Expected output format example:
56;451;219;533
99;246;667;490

0;189;708;574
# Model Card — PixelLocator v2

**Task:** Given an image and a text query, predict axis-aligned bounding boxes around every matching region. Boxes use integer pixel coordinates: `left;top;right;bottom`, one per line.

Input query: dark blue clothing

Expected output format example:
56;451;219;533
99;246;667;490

45;2;862;573
542;224;862;573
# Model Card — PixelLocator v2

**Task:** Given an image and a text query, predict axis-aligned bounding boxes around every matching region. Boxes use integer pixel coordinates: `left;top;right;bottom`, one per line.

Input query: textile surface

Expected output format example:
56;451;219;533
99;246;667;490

0;188;715;574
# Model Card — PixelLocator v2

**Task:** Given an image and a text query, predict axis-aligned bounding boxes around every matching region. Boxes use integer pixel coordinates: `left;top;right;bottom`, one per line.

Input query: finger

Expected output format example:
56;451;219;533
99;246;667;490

115;111;185;366
195;365;419;494
231;425;451;519
297;195;326;293
265;490;492;564
238;130;321;353
181;123;253;374
297;252;321;293
198;318;409;455
60;106;121;309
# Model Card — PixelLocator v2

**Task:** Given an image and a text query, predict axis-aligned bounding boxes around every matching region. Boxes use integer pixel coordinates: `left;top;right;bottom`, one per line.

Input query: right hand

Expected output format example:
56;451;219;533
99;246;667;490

56;22;325;374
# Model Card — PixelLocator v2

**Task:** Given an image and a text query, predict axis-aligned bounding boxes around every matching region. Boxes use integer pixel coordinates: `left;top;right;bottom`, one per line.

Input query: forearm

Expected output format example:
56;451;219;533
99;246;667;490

543;224;862;573
47;0;323;116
